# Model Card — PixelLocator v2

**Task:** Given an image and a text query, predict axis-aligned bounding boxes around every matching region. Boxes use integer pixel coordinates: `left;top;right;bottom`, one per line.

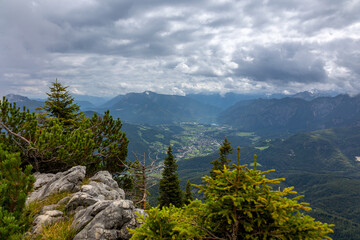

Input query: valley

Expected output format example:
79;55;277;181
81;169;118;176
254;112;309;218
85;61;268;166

123;122;261;161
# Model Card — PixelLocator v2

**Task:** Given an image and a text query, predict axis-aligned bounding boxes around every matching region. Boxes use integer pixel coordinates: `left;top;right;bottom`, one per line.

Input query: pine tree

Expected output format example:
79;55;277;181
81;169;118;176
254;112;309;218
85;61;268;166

184;180;194;205
41;79;81;126
195;147;334;239
0;146;35;239
210;136;233;178
1;94;128;174
158;145;183;208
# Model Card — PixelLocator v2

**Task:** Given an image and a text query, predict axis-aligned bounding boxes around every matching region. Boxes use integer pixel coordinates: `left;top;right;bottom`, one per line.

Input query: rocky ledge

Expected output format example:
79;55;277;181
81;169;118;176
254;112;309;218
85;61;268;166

26;166;145;240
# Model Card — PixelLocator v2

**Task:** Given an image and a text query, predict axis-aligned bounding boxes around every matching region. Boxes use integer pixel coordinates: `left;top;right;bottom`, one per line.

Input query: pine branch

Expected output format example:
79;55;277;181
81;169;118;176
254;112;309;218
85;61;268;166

0;121;32;146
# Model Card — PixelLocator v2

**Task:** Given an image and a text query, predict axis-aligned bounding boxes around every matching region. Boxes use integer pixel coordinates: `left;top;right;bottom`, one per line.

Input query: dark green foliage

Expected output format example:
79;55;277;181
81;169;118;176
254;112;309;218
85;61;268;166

0;97;38;152
40;79;81;126
194;150;333;239
5;94;44;113
129;205;202;240
158;146;183;208
0;146;35;240
1;95;128;174
132;147;333;239
210;137;233;178
184;180;193;205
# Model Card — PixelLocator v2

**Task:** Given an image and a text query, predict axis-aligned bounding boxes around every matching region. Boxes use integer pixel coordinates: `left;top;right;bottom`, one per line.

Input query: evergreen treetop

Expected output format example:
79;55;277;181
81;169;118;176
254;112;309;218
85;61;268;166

210;136;233;178
41;79;81;126
184;180;194;205
158;145;183;208
0;90;128;174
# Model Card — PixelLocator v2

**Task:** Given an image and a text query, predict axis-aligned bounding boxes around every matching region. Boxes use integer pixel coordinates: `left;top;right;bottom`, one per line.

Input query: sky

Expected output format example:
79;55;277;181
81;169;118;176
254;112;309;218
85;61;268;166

1;0;360;98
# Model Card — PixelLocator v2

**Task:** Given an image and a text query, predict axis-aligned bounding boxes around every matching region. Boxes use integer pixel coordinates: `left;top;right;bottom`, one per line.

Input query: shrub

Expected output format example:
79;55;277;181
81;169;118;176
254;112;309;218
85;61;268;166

131;147;334;239
0;146;35;240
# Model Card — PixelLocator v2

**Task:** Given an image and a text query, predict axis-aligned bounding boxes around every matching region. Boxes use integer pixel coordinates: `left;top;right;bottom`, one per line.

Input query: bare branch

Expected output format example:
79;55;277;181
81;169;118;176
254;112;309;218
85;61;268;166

0;121;31;146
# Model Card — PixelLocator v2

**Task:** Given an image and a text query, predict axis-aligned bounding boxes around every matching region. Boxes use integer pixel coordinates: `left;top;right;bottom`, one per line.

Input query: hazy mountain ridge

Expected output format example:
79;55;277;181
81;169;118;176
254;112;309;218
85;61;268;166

103;91;221;125
186;91;336;109
4;94;44;112
219;94;360;135
4;94;97;113
4;90;341;128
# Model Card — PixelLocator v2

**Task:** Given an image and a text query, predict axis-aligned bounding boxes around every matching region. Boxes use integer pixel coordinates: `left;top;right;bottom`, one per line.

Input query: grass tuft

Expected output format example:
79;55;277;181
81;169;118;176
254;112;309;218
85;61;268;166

37;215;77;240
23;191;72;236
81;177;91;186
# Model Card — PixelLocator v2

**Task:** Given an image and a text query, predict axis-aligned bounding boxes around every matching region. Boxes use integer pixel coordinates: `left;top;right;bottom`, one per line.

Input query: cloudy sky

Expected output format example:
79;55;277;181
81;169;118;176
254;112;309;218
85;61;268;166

1;0;360;98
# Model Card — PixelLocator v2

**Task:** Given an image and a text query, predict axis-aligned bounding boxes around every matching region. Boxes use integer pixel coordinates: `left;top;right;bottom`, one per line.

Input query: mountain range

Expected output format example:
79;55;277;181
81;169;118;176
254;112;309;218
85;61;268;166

219;94;360;136
4;94;44;112
100;91;221;125
5;91;360;137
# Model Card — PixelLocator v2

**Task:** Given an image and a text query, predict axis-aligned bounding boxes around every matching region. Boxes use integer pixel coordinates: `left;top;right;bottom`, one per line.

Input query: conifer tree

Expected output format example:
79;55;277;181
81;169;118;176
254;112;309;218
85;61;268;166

1;93;128;174
158;145;183;208
0;146;35;239
210;136;233;178
184;180;194;205
41;79;81;126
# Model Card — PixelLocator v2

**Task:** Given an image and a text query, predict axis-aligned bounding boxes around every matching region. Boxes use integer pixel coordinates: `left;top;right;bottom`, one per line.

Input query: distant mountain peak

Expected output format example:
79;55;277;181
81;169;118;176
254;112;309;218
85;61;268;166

291;91;321;101
5;94;30;102
142;91;156;96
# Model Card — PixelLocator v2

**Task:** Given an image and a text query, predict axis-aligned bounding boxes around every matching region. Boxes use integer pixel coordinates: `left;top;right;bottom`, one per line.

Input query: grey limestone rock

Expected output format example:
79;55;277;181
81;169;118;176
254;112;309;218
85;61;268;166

66;170;125;211
66;192;99;211
28;167;143;240
27;166;86;203
82;181;124;200
72;200;112;231
73;200;139;240
90;171;125;199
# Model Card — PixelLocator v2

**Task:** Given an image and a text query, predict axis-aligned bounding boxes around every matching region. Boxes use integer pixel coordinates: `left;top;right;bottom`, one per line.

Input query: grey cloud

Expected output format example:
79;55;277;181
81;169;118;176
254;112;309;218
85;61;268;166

329;38;360;76
233;43;327;83
1;0;360;97
240;0;360;35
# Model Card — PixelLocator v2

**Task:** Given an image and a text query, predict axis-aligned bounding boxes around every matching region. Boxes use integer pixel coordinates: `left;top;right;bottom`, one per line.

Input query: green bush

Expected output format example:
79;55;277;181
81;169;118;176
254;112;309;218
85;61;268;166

130;205;203;240
131;148;334;239
0;146;35;240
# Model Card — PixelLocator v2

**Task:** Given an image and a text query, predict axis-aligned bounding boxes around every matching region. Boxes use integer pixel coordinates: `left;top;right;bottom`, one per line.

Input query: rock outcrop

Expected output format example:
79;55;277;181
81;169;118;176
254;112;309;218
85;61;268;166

27;166;144;240
28;166;86;202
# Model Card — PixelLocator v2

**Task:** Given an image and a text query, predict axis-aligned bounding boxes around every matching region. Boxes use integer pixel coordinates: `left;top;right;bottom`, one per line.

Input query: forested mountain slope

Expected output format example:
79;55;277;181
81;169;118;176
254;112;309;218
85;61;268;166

178;125;360;239
219;94;360;136
104;91;221;125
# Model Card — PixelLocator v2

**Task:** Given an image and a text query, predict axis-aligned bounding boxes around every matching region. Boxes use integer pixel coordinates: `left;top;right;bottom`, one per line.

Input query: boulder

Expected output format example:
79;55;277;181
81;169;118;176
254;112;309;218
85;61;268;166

27;166;144;240
73;200;141;240
27;166;86;203
72;200;112;231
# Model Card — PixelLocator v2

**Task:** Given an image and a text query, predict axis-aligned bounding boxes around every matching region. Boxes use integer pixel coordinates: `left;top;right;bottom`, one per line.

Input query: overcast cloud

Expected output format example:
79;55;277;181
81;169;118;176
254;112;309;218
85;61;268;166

0;0;360;97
